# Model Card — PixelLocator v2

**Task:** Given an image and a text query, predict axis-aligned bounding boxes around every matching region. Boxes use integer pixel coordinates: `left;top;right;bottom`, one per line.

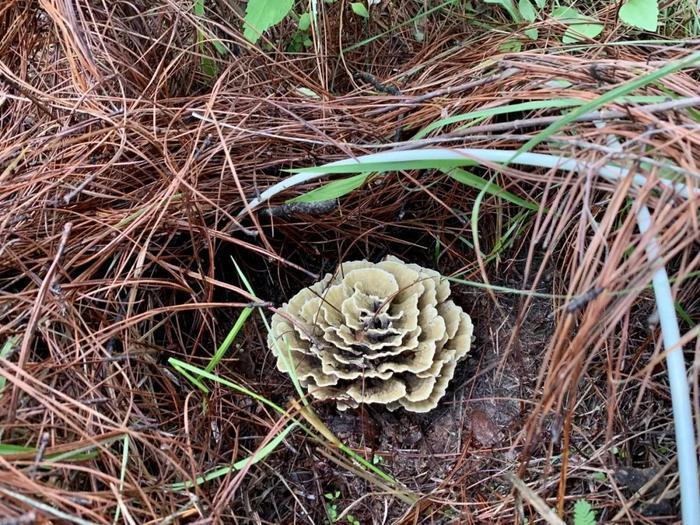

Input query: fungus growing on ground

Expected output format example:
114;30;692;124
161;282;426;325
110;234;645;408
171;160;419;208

268;256;473;412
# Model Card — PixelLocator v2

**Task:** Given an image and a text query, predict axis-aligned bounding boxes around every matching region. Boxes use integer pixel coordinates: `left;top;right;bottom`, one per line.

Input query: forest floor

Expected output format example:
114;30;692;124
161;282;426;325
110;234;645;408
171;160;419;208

1;1;699;524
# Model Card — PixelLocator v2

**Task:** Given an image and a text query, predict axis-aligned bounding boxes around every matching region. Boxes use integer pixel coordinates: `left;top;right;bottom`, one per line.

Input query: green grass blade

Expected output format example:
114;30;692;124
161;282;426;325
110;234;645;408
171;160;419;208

414;96;668;140
206;307;254;372
289;173;369;203
168;358;287;415
414;99;585;139
170;361;209;394
447;168;540;211
513;52;700;158
112;435;130;525
447;276;567;299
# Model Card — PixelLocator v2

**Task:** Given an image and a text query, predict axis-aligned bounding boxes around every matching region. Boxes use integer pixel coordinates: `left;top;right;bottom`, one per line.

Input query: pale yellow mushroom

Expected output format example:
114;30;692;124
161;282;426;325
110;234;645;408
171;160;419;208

267;255;473;413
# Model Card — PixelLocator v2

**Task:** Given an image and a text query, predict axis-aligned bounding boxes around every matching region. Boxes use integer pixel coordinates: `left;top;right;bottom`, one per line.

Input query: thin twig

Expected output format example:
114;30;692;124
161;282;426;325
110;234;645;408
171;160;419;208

9;222;72;419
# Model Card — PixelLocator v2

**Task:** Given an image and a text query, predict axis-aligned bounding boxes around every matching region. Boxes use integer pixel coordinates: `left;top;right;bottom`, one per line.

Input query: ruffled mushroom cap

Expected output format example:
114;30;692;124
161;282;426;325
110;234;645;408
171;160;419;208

268;256;473;412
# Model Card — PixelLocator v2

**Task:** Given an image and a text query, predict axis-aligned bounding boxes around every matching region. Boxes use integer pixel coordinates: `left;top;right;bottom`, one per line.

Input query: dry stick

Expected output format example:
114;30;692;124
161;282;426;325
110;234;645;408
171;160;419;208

0;513;37;525
367;67;520;116
390;96;700;151
506;473;565;525
9;222;72;420
29;432;50;480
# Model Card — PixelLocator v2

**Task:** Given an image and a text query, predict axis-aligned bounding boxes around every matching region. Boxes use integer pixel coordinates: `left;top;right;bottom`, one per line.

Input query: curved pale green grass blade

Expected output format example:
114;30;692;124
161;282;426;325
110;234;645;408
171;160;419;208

447;276;567;299
471;184;487;258
237;147;693;216
112;435;130;525
290;173;369;203
447;168;540;211
290;158;478;175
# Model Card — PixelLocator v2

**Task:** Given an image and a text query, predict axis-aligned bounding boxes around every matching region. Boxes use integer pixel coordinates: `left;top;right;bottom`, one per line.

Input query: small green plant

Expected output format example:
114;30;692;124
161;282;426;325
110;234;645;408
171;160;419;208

573;500;597;525
591;471;606;482
288;12;313;52
193;0;228;76
485;0;660;43
347;514;361;525
325;491;341;523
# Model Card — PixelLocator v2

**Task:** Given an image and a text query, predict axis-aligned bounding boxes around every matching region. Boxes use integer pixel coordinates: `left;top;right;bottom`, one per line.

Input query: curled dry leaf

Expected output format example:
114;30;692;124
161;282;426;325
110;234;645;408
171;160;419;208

268;256;473;412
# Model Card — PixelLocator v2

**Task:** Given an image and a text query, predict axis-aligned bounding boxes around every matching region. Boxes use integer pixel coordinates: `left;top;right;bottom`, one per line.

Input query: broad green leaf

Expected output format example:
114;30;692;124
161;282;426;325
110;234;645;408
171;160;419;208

193;0;221;76
534;0;546;7
290;173;369;203
298;12;311;31
484;0;520;22
243;0;294;44
573;500;597;525
619;0;658;31
200;56;218;77
518;0;537;22
563;22;604;43
447;168;540;211
524;27;538;40
551;6;603;43
551;6;579;19
350;2;369;18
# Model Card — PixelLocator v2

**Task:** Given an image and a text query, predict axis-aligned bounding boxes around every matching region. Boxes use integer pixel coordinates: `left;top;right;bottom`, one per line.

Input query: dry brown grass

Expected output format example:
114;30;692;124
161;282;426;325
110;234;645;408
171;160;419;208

1;1;699;523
